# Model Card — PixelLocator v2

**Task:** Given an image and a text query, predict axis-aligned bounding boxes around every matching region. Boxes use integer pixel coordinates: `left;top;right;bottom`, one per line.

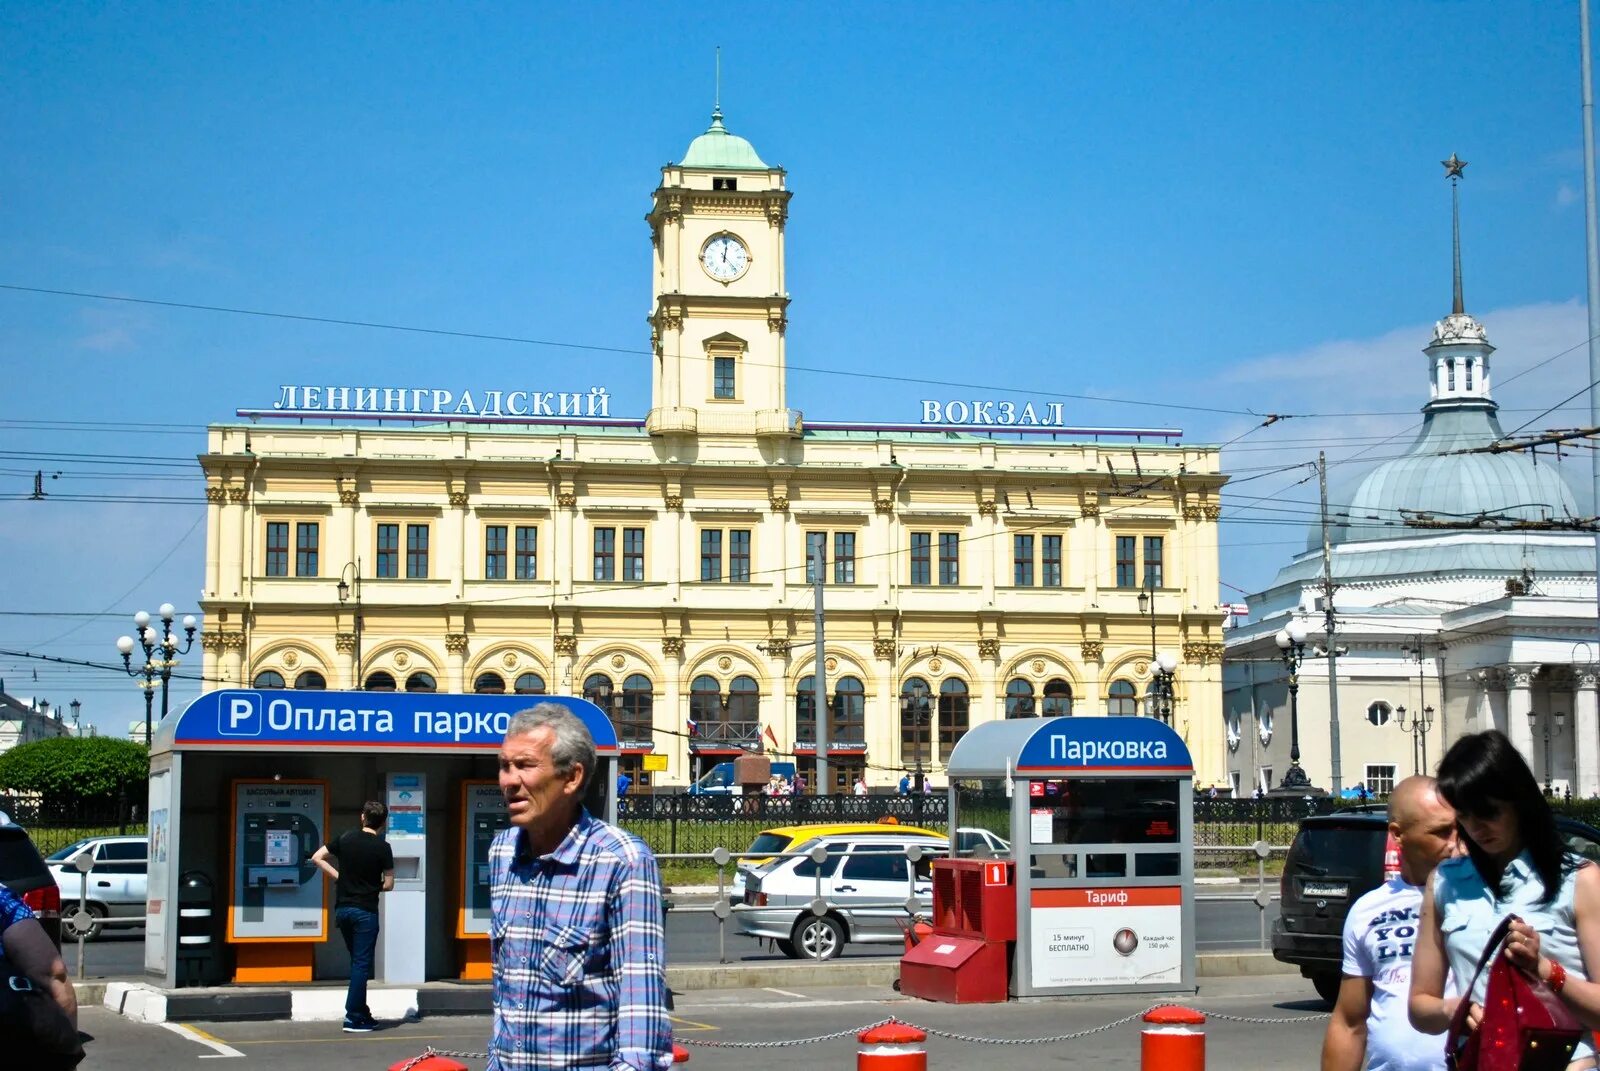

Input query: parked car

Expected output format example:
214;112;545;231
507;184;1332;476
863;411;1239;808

729;821;949;904
0;811;62;947
47;834;148;940
737;831;946;959
1271;808;1600;1003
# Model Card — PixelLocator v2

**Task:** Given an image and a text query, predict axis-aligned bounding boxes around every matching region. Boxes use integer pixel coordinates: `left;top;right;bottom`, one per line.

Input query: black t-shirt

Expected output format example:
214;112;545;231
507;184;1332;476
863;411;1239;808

325;828;394;913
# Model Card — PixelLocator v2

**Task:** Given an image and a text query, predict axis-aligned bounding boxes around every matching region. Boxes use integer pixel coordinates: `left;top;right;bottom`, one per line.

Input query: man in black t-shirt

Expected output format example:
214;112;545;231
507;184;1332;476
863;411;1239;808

311;801;394;1032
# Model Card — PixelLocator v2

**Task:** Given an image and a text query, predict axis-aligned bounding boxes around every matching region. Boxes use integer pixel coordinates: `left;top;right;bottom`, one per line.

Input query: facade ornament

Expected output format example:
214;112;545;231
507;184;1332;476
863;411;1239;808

202;632;224;652
875;497;895;515
220;631;246;652
927;657;942;674
1031;659;1046;675
767;638;794;658
553;635;578;656
1580;671;1600;689
1134;658;1150;677
661;636;685;657
556;492;578;509
717;655;733;671
661;313;684;333
1080;500;1100;519
282;650;300;668
448;491;469;508
765;200;788;226
1182;505;1203;521
664;494;684;511
871;637;895;661
339;487;360;506
826;656;839;673
769;495;789;513
227;487;248;504
394;651;410;669
1183;642;1225;665
446;633;469;654
502;652;520;670
1432;311;1488;344
205;486;226;504
1080;641;1104;662
767;310;787;334
978;500;998;517
610;654;626;669
335;632;357;654
1202;505;1222;521
978;638;1000;660
1226;719;1241;753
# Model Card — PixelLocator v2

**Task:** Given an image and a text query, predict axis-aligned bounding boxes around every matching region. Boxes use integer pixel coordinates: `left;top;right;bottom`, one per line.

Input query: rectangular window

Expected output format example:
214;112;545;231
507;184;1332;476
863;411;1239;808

623;527;645;581
294;522;319;577
1144;535;1164;589
1013;534;1034;587
485;525;507;580
593;527;615;581
805;531;825;583
1116;535;1137;588
1365;764;1397;797
265;522;289;577
1042;534;1063;587
406;524;429;579
910;532;932;586
700;529;723;582
713;356;736;399
938;532;960;585
515;526;537;580
376;524;399;579
834;532;855;584
730;529;751;583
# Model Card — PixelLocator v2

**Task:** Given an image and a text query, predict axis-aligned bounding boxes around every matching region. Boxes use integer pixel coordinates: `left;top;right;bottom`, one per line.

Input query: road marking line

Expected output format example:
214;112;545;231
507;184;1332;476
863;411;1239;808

161;1022;243;1059
761;987;809;999
669;1015;720;1032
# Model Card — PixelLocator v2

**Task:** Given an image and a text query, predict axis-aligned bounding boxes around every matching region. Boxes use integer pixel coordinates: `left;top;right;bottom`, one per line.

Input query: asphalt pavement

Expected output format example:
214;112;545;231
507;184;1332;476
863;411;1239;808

77;973;1332;1070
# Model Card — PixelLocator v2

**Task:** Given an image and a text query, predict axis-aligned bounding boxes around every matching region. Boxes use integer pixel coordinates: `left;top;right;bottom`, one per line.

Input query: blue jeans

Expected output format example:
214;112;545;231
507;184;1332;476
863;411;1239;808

335;906;379;1022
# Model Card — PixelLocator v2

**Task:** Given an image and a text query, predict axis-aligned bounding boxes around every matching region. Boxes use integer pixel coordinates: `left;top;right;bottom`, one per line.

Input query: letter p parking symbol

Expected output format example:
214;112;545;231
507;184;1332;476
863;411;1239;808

219;694;262;737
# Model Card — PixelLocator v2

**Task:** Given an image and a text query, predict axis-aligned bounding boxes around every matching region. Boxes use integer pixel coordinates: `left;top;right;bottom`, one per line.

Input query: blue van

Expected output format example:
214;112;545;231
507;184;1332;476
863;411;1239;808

687;761;798;795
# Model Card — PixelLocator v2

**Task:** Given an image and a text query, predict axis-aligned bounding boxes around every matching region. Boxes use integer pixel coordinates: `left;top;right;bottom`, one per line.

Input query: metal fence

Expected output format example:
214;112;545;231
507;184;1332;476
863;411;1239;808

0;793;144;855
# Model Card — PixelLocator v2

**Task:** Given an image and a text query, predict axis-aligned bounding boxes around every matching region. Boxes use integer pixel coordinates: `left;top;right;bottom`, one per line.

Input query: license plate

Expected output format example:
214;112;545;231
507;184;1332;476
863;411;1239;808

1302;881;1348;898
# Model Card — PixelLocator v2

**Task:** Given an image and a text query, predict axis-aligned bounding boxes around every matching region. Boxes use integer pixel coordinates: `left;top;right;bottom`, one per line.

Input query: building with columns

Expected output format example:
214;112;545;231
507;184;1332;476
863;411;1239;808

1224;162;1597;798
198;107;1230;792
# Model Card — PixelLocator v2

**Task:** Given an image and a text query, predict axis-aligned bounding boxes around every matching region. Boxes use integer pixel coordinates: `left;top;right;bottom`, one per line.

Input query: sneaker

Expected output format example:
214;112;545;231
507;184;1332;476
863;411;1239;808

342;1018;376;1033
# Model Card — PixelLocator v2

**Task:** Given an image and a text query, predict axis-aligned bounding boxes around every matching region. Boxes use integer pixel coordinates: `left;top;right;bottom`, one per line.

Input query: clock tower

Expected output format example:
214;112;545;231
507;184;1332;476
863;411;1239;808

646;109;797;438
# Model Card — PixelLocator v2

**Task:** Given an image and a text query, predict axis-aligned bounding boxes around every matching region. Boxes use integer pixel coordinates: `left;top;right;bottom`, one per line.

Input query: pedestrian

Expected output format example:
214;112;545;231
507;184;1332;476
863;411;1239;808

1321;775;1457;1071
1408;730;1600;1065
922;778;933;795
616;772;632;798
488;703;670;1070
793;774;806;796
0;879;81;1068
853;775;868;797
898;774;911;795
311;800;394;1033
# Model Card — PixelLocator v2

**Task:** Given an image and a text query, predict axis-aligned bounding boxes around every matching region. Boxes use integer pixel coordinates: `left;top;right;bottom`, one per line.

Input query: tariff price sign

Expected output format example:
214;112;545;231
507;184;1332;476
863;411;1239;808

984;862;1009;887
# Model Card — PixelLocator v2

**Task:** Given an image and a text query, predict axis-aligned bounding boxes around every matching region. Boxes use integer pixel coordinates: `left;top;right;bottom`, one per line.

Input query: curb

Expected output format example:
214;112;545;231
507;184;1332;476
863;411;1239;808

93;951;1303;1024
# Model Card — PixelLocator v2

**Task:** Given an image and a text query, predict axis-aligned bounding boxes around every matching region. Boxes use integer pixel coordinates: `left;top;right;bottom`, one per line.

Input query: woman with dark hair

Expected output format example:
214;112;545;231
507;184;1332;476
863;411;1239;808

1409;730;1600;1069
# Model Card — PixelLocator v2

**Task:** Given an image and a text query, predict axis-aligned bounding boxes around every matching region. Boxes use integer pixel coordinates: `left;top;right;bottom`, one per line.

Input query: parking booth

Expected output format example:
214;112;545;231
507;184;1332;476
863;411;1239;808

904;716;1194;1000
143;689;619;989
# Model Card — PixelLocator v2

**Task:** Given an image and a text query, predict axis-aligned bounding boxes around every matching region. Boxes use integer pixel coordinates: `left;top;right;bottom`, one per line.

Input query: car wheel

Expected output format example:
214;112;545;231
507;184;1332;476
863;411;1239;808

1312;973;1341;1005
791;915;846;960
63;902;105;942
776;938;798;958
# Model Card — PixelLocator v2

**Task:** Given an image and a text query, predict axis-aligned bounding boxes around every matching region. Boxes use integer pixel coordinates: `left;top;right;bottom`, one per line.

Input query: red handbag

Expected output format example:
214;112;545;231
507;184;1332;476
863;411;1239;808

1446;913;1585;1071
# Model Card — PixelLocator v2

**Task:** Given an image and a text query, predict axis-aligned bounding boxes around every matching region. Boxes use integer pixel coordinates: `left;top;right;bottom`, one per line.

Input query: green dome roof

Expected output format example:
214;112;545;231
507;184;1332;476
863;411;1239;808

680;109;768;170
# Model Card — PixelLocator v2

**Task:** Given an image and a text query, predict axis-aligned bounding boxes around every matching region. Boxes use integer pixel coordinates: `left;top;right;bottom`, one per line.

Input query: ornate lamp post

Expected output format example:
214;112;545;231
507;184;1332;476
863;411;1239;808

1530;707;1567;795
116;603;198;747
1147;651;1178;724
69;698;80;737
336;559;363;689
1274;620;1314;791
899;679;931;793
1396;704;1436;777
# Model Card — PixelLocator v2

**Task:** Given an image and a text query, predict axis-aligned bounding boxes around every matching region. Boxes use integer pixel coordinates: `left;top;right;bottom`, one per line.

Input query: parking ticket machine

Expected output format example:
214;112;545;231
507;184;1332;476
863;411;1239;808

228;780;328;981
457;781;509;978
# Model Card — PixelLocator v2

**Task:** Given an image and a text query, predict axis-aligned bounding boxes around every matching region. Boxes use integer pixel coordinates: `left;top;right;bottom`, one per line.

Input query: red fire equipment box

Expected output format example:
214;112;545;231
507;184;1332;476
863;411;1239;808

899;934;1010;1003
930;858;1016;942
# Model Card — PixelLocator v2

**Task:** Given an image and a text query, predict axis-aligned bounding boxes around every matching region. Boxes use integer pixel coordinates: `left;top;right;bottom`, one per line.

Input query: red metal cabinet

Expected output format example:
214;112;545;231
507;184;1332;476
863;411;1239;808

930;858;1015;942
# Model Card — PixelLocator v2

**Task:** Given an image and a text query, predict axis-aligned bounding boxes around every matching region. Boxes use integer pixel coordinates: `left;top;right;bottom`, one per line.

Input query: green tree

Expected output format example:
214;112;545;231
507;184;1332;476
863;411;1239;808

0;736;148;807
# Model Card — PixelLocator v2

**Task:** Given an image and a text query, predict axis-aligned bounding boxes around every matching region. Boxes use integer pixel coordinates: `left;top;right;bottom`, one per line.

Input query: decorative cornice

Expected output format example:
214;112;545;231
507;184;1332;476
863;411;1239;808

664;494;684;511
766;200;788;226
875;497;895;515
220;631;246;651
335;632;357;654
661;636;684;657
873;637;897;661
339;488;360;506
977;638;1000;660
978;500;998;517
1080;501;1100;519
1202;505;1222;521
1183;641;1225;666
553;635;577;656
201;632;224;652
1183;506;1203;522
227;487;248;505
448;491;469;508
445;632;468;654
205;486;226;504
556;492;577;509
1080;641;1104;662
769;496;788;513
767;310;787;334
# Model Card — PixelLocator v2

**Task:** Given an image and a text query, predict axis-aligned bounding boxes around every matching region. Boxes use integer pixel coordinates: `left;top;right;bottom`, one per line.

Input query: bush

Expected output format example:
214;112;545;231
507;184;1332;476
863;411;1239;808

0;736;148;807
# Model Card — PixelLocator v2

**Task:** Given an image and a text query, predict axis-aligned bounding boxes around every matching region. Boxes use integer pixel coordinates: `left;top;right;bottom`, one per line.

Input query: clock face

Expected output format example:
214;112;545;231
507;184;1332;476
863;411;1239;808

702;235;749;282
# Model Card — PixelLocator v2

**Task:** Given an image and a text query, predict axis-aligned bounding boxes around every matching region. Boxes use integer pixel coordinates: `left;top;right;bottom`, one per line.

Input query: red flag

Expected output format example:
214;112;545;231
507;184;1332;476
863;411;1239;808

763;724;779;749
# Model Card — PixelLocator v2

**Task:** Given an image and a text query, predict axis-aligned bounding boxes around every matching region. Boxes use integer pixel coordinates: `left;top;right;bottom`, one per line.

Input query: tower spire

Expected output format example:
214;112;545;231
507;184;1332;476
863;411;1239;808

1443;153;1468;315
714;46;722;118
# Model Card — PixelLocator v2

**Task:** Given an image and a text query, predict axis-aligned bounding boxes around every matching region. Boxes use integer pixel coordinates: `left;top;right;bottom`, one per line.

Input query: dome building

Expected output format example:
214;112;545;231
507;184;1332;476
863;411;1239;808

1224;159;1597;798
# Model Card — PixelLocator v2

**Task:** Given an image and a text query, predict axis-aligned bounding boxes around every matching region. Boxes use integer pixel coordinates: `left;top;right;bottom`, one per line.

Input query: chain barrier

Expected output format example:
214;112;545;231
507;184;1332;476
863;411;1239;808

392;1003;1332;1065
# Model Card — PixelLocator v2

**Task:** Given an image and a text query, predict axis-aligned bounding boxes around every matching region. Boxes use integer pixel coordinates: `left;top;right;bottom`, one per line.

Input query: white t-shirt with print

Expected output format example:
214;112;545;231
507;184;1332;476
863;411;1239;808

1341;877;1444;1071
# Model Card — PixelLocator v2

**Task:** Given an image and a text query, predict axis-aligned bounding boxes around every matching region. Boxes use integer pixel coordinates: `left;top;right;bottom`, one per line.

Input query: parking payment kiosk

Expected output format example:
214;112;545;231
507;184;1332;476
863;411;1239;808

379;773;427;983
940;716;1195;998
457;781;509;978
229;780;329;980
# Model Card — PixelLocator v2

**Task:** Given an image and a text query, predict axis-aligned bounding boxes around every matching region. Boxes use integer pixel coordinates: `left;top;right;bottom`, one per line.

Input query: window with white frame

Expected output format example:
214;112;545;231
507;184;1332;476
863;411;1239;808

1366;764;1397;797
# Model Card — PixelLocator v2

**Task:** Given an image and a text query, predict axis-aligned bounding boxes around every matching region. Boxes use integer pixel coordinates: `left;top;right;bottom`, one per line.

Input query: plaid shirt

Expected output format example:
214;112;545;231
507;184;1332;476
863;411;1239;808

487;809;672;1071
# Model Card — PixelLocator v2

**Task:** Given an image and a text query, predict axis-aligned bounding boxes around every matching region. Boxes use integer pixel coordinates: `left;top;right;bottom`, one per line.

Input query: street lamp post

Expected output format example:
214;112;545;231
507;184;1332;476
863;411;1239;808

337;559;362;690
1396;704;1436;777
116;603;198;747
1531;708;1568;795
900;680;931;793
1137;584;1179;725
69;698;80;737
1275;620;1314;791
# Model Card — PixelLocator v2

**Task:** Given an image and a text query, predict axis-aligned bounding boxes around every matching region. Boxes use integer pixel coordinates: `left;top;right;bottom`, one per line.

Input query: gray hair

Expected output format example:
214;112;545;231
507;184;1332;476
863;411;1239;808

506;703;596;784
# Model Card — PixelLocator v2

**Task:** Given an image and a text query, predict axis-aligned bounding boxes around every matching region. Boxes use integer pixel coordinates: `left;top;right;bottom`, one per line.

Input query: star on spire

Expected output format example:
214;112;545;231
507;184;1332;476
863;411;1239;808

1442;153;1468;179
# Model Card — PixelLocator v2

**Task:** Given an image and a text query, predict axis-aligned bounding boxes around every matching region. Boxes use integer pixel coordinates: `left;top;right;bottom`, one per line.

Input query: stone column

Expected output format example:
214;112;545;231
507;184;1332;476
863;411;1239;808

446;633;468;693
1577;672;1600;799
661;637;686;784
1507;668;1537;767
1474;671;1507;735
337;630;358;690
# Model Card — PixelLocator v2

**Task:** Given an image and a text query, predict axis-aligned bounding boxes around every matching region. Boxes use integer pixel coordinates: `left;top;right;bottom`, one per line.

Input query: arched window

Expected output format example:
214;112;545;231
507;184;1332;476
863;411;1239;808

795;675;817;744
937;678;969;760
253;670;286;689
690;675;721;741
901;677;933;763
833;676;865;745
1042;678;1073;717
1004;678;1035;718
293;670;326;690
1108;679;1137;716
364;671;396;692
1465;358;1474;391
474;672;506;694
514;672;546;695
1367;701;1392;727
1446;357;1456;391
620;673;653;745
727;675;760;739
405;672;437;693
584;673;616;713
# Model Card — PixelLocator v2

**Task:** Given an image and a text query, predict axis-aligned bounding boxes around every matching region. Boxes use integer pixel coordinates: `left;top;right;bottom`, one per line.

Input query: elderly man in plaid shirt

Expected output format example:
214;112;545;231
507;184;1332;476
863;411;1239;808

488;704;673;1070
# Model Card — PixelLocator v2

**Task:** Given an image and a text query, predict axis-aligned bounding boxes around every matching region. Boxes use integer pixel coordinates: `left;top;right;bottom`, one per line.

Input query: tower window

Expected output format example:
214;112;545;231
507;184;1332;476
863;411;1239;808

1446;358;1456;391
714;356;736;399
1465;358;1474;391
713;177;738;191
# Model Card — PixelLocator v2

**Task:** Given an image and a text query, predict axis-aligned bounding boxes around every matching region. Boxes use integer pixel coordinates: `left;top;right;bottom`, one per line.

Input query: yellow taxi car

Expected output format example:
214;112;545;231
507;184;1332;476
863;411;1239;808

731;820;943;903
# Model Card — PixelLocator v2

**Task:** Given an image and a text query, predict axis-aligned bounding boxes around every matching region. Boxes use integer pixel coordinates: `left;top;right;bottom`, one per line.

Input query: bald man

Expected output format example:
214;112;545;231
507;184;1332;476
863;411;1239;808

1322;777;1458;1071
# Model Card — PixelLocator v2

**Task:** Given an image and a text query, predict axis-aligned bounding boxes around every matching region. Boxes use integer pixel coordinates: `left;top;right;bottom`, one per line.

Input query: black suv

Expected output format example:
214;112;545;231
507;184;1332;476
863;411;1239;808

0;812;63;947
1271;809;1600;1003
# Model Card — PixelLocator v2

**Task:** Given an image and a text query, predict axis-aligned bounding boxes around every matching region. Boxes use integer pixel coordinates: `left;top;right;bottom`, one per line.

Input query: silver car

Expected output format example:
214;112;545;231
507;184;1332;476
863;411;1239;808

736;833;942;960
48;835;148;940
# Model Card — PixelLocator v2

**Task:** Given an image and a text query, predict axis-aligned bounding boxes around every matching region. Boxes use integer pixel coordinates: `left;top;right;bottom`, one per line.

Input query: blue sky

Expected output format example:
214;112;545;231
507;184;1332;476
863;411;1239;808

2;2;1594;734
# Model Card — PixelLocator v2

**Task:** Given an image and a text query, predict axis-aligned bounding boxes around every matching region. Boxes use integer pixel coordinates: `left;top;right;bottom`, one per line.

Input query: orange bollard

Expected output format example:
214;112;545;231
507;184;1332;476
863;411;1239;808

673;1041;691;1063
858;1022;928;1071
387;1056;469;1071
1141;1005;1205;1071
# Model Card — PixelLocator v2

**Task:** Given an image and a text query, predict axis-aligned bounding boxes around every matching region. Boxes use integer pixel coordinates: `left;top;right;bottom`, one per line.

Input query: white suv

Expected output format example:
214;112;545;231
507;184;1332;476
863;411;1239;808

47;835;148;940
